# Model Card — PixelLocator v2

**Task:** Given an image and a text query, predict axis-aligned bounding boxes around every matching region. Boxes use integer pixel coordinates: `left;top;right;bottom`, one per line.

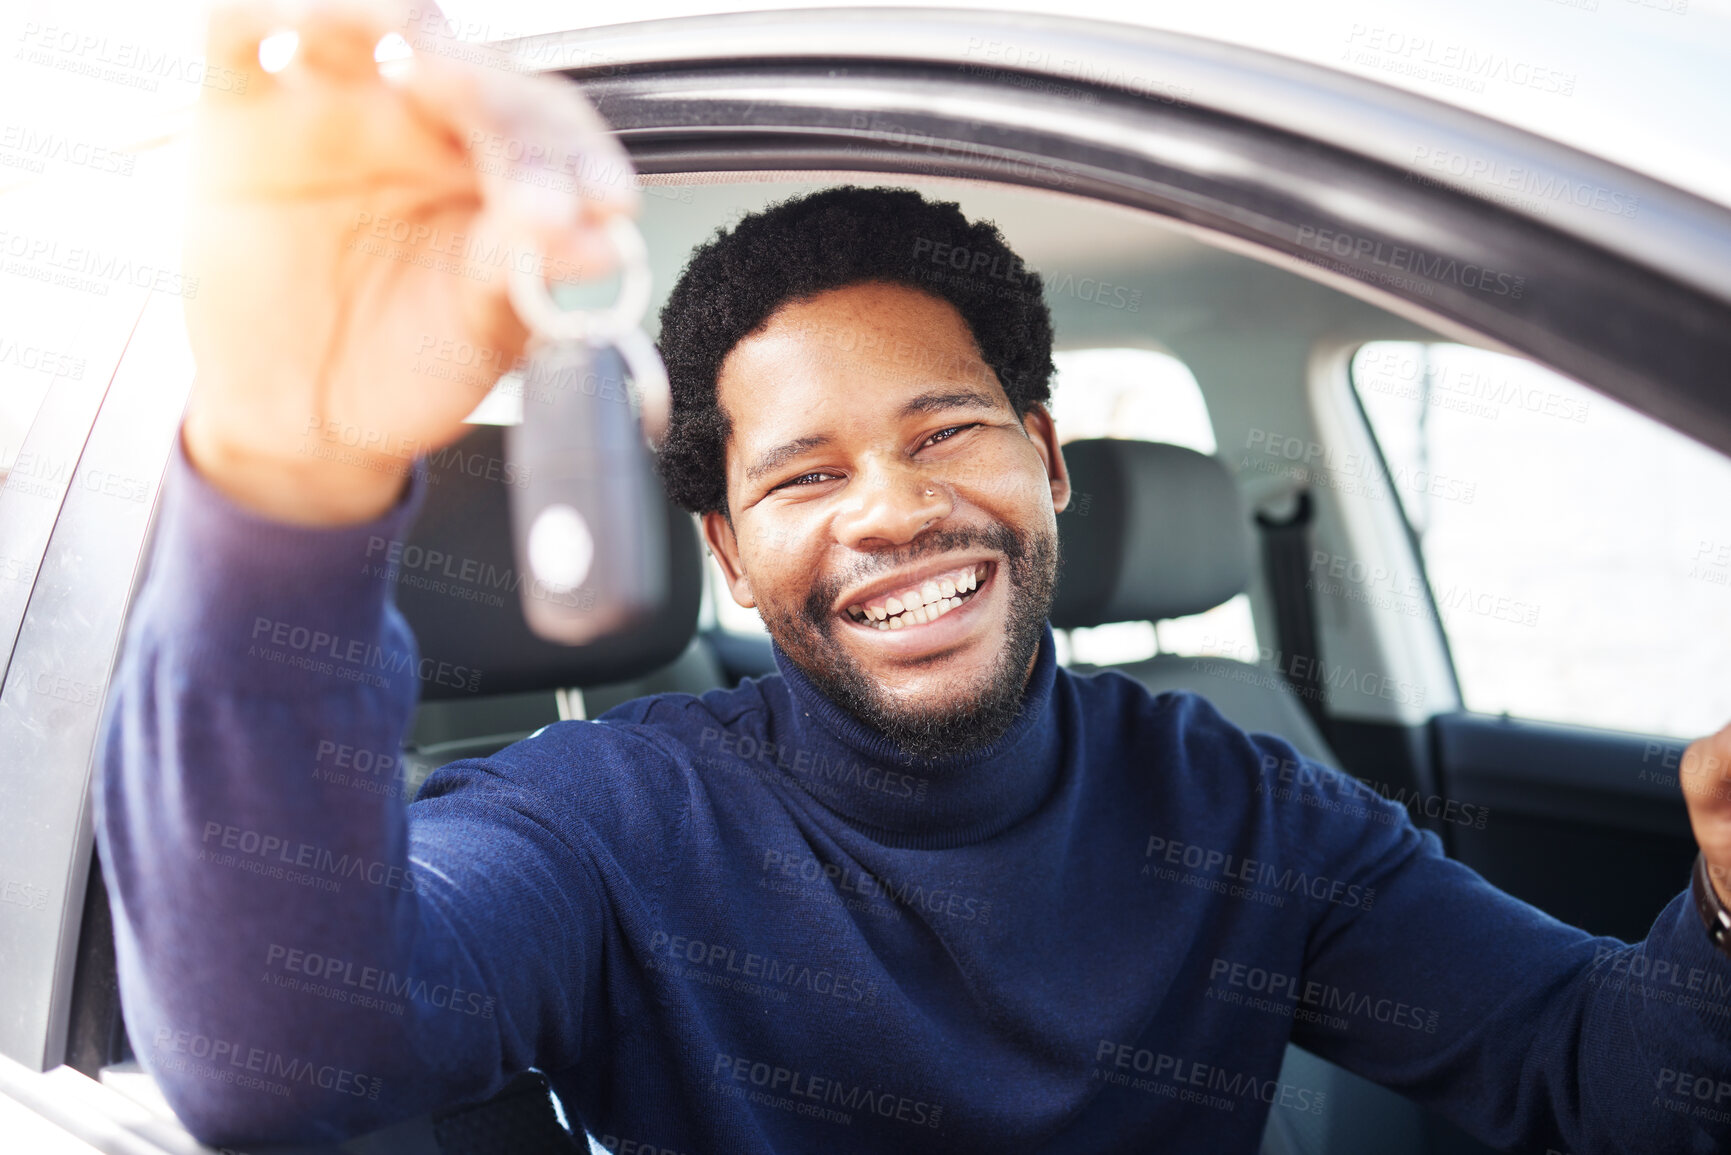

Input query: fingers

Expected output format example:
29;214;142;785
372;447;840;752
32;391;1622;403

204;2;283;100
1682;725;1731;792
293;2;399;83
394;41;639;232
200;0;643;355
1681;727;1731;868
389;28;640;340
475;63;639;213
208;0;639;232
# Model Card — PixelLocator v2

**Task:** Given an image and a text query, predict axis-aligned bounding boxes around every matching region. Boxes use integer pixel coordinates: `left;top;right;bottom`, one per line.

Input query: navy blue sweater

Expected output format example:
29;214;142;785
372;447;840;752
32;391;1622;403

96;441;1731;1154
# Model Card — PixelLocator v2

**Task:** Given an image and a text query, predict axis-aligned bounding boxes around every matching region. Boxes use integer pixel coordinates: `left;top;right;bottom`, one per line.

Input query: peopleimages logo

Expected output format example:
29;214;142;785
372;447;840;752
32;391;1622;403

1295;226;1525;300
697;727;929;804
151;1028;381;1101
648;930;879;1005
1259;753;1488;831
265;943;496;1018
1407;146;1639;220
711;1052;944;1130
1093;1041;1327;1115
760;848;992;924
248;616;481;693
1143;835;1375;909
200;821;418;894
1207;958;1440;1034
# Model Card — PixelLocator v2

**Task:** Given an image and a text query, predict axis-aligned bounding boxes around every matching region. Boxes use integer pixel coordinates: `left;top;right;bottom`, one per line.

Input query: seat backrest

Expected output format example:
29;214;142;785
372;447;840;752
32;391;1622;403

393;422;706;701
1052;438;1253;630
1055;438;1440;1155
1054;437;1325;753
389;422;720;800
1101;653;1333;764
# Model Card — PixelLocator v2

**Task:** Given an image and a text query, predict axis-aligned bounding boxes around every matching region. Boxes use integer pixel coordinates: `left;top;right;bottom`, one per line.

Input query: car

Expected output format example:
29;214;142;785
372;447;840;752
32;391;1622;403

3;5;1731;1154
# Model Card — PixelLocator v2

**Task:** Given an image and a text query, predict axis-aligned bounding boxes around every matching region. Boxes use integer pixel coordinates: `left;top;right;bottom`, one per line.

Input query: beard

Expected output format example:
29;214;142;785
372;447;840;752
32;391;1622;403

757;519;1058;761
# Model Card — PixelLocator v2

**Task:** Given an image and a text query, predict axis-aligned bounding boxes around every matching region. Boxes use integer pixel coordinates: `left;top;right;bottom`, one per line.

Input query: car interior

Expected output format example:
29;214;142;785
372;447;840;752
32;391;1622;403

53;171;1717;1155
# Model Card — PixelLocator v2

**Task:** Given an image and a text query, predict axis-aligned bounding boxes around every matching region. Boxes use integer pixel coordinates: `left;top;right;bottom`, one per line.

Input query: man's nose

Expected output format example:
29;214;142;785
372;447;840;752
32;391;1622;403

833;460;952;549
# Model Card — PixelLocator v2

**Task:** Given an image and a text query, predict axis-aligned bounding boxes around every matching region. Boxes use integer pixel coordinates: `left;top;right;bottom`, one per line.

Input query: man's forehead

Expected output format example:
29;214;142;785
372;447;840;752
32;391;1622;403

717;291;1002;422
739;313;993;384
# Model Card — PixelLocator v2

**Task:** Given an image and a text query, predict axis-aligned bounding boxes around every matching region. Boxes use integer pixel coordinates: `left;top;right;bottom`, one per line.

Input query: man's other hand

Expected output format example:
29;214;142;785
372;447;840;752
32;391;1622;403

1681;722;1731;907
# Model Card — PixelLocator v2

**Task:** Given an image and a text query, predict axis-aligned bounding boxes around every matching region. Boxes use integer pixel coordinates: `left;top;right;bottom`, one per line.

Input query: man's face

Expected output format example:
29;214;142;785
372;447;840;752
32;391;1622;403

702;281;1070;758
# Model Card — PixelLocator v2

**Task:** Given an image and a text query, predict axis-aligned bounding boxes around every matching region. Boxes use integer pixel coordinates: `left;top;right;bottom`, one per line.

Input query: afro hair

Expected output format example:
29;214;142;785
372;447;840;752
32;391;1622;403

653;185;1055;515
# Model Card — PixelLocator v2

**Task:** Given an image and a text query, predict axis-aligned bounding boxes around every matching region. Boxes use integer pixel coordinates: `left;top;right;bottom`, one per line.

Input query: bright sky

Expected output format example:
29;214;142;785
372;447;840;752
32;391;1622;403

3;0;1729;205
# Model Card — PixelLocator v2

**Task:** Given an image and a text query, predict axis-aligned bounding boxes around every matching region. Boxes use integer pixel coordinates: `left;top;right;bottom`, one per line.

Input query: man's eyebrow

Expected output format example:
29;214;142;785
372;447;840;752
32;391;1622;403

898;389;1002;417
744;434;833;483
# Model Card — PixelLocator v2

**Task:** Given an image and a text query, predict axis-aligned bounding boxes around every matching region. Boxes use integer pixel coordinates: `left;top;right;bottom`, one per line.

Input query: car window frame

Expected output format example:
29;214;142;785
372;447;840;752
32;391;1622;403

0;290;189;1072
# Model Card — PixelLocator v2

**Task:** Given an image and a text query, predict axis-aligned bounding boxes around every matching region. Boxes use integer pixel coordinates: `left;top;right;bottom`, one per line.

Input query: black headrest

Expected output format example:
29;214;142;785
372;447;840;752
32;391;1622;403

1051;438;1252;629
393;423;702;700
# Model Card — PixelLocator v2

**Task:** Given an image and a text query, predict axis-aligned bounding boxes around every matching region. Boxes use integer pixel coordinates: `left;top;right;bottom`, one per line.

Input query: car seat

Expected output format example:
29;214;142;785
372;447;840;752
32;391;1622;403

1052;437;1436;1155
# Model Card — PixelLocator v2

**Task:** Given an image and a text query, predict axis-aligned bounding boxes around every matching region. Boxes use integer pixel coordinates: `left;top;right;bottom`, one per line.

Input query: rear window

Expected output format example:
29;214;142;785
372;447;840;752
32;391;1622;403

1047;347;1255;665
1351;341;1731;739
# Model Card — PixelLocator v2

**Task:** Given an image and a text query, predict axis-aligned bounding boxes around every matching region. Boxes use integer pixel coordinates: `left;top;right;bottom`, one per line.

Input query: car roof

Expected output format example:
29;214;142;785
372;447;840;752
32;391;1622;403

443;0;1731;211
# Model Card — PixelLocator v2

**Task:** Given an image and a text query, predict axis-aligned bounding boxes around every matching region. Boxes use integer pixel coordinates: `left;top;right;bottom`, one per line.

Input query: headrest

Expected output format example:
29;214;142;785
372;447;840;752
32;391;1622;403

1051;438;1252;629
393;423;703;701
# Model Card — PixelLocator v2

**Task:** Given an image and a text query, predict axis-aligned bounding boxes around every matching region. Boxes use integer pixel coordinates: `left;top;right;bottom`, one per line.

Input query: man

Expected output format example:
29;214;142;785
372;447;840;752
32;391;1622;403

98;4;1731;1153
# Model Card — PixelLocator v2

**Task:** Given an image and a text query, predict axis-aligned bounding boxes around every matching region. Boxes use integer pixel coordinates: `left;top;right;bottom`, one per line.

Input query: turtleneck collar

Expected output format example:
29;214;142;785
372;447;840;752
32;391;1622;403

764;624;1064;849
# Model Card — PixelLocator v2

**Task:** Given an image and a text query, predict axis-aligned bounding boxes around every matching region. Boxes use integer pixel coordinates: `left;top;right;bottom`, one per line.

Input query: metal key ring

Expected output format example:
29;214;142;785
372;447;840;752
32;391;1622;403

611;324;671;448
507;214;653;345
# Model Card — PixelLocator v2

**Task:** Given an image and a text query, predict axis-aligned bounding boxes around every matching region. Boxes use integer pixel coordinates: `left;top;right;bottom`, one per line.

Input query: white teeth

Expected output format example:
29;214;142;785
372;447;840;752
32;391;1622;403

850;563;988;628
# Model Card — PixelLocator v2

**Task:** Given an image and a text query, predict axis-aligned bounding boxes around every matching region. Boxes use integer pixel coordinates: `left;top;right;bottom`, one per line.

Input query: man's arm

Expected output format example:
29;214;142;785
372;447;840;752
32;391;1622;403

1266;740;1731;1154
95;439;603;1146
93;8;639;1138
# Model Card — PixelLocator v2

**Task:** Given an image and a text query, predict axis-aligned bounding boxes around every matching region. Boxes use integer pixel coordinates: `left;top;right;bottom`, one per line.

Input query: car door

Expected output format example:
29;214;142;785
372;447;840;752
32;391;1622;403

1330;338;1730;949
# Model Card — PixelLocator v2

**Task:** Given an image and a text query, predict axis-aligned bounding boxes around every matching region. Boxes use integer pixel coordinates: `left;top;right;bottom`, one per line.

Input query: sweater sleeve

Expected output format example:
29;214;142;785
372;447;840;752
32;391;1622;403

94;436;605;1148
1260;738;1731;1154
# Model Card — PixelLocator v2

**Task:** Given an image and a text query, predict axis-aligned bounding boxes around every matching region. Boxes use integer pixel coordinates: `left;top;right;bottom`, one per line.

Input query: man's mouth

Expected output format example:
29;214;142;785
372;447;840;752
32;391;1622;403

842;562;991;631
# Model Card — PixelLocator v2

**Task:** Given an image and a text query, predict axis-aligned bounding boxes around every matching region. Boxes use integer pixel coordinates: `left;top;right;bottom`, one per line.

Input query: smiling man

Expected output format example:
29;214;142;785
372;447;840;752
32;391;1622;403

97;7;1731;1155
659;189;1065;761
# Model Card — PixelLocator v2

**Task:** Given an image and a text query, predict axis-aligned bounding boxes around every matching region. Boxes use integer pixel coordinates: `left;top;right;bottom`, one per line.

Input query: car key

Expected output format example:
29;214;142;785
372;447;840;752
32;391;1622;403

504;216;672;645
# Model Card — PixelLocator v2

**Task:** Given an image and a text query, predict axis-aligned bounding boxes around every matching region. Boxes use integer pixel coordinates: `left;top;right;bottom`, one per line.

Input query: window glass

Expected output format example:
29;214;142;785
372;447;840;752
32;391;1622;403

1351;341;1731;739
1047;347;1216;454
1048;348;1255;666
0;182;105;487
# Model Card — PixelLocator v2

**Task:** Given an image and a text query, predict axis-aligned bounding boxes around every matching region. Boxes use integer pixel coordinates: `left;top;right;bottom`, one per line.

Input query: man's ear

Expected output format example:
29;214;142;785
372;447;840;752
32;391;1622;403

1019;403;1071;514
702;510;756;608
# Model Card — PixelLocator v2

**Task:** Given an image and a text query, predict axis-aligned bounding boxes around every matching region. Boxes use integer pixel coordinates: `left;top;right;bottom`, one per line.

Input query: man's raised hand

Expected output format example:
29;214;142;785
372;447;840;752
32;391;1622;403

180;0;638;525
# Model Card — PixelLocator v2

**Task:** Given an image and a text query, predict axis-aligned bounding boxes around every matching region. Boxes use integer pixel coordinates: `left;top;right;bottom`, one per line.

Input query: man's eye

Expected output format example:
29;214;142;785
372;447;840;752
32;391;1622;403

776;471;835;490
924;423;979;447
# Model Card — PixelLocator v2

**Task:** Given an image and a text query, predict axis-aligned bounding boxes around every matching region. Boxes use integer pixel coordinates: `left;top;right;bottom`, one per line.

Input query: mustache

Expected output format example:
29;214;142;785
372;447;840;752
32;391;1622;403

801;523;1027;626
